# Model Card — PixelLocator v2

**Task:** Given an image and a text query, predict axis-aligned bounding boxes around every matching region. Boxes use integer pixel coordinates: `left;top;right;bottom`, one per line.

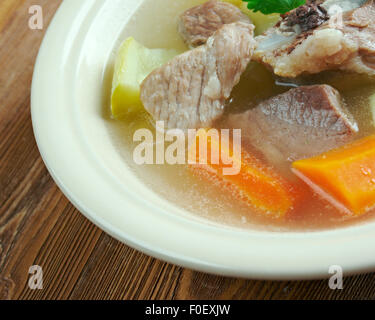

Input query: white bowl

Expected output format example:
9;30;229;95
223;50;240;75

31;0;375;279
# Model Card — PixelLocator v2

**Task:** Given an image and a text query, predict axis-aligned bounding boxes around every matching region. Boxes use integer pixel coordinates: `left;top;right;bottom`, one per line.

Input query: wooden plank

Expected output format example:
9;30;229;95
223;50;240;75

1;0;375;300
0;0;24;33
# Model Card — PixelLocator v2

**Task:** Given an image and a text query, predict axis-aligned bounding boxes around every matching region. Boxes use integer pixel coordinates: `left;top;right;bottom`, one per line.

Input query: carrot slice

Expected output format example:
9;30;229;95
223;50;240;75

292;135;375;215
188;129;299;218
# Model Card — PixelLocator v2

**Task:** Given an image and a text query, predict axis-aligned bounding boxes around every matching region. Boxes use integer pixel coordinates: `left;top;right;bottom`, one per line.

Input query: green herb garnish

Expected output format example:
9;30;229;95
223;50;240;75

242;0;306;15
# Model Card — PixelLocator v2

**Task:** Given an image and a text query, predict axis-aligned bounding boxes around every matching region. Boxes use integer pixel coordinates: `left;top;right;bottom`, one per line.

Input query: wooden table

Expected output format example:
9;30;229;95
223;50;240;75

1;0;375;300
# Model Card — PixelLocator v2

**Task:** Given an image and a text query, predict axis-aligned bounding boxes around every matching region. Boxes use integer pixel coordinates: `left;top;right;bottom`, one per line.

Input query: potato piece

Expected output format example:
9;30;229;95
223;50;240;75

111;37;180;118
370;93;375;126
244;10;280;35
220;0;242;6
221;0;280;35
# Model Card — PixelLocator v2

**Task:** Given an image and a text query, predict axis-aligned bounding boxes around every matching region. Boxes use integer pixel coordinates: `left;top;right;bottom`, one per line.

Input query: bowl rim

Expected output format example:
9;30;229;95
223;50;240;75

31;0;375;280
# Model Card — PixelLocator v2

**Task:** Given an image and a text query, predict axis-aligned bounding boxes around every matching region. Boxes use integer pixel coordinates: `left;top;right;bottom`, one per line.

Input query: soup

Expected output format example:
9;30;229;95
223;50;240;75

105;0;375;231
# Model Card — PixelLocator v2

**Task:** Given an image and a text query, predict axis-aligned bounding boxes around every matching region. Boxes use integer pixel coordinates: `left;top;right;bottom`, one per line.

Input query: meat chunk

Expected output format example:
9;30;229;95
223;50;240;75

140;22;256;130
254;0;375;77
179;0;251;48
227;85;358;165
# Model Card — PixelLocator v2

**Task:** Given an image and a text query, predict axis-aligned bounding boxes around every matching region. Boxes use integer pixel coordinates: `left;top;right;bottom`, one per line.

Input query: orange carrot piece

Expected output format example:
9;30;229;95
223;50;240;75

292;135;375;215
188;129;299;218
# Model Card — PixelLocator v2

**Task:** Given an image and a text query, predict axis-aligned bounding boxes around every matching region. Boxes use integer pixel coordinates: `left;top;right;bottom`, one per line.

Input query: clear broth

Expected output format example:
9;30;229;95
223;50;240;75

104;0;375;231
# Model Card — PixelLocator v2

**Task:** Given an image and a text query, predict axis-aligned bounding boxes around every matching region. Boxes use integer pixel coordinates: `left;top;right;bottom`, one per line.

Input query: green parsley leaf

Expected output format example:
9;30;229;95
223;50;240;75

243;0;306;15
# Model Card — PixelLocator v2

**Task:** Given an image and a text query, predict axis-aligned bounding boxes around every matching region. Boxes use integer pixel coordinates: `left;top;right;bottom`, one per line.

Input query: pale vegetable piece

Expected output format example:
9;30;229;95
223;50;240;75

243;9;280;35
221;0;243;7
111;37;180;118
221;0;280;35
371;94;375;127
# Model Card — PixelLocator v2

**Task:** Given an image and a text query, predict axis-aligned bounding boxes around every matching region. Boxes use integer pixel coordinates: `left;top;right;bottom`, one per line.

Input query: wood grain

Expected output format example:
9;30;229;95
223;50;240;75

1;0;375;300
